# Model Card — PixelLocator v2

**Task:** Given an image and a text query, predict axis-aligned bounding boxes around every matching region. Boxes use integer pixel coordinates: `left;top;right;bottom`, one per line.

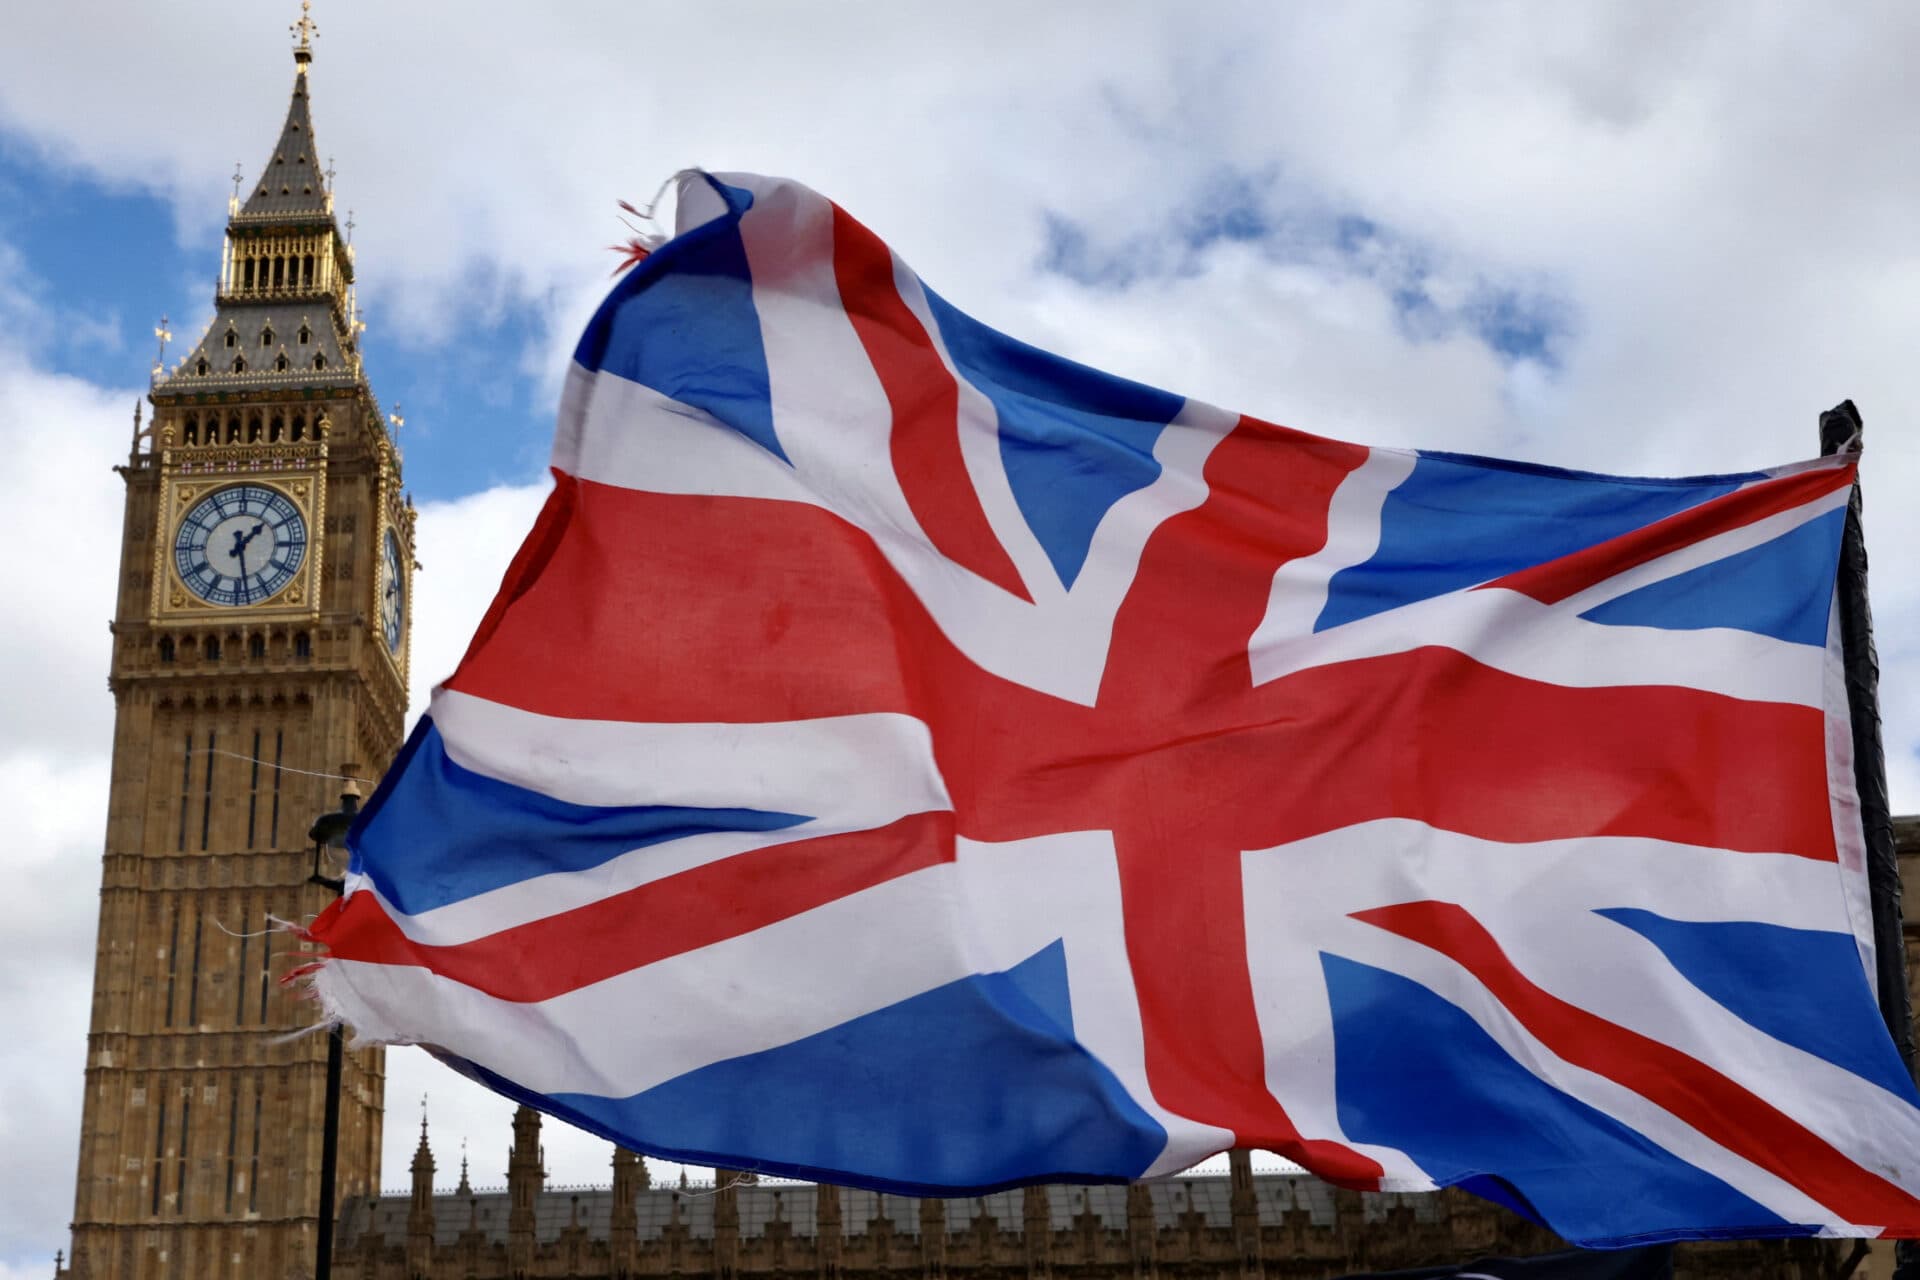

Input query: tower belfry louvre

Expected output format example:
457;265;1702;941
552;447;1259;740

63;7;412;1278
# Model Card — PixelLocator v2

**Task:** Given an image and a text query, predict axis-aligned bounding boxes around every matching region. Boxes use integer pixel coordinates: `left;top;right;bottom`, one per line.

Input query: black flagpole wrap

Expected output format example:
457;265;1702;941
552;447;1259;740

1818;402;1917;1280
1817;400;1915;1078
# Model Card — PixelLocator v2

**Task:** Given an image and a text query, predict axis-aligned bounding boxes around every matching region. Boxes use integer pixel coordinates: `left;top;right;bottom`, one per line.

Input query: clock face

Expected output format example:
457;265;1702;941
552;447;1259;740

380;529;405;653
173;485;307;607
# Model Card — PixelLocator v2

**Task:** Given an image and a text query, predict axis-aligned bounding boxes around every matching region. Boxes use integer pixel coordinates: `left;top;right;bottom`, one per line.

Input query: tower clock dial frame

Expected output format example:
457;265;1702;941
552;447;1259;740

154;470;324;620
379;527;406;655
173;483;308;606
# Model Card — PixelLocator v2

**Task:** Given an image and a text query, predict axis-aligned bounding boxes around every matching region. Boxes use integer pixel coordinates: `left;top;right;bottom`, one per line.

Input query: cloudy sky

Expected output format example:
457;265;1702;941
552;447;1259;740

5;2;1920;1275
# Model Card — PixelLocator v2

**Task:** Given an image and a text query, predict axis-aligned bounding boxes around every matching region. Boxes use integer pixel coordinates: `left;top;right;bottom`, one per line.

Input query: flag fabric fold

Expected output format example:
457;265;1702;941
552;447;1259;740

1334;1246;1672;1280
310;170;1920;1247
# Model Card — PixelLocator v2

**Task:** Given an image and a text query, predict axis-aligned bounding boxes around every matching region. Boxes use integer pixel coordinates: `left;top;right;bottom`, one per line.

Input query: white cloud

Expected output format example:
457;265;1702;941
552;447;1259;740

405;480;551;709
0;345;143;1274
0;752;112;1276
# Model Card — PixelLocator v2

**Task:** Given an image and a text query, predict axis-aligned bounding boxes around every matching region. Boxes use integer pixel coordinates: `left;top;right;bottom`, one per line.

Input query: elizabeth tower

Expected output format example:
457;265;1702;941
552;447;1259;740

64;13;412;1280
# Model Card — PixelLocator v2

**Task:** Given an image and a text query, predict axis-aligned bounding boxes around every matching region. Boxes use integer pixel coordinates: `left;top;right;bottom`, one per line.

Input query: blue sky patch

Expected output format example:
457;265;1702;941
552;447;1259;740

1035;164;1571;371
0;133;561;500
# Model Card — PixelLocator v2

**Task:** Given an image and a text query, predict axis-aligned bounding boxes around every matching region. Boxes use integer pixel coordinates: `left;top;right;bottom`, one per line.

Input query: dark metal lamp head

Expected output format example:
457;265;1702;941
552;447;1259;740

307;771;363;893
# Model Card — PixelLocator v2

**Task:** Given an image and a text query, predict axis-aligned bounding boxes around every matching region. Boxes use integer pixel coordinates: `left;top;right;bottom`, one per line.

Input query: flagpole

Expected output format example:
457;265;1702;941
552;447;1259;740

1818;402;1917;1280
1818;401;1915;1075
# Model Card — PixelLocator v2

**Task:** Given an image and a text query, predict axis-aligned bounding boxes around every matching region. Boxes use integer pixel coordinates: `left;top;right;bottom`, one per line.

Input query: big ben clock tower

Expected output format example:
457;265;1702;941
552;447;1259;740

63;9;412;1279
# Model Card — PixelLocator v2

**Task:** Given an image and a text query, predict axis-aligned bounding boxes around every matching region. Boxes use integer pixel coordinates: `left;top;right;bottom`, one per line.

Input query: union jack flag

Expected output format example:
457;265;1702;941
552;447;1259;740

310;172;1920;1247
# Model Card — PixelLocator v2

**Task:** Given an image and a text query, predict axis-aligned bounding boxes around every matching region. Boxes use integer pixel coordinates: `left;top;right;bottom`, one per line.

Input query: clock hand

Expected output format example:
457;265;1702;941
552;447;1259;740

234;522;268;571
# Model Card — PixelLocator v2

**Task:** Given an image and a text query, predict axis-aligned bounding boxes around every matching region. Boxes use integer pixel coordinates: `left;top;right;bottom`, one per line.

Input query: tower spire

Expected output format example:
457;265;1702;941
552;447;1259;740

407;1093;438;1276
234;31;331;221
160;0;361;396
292;0;318;70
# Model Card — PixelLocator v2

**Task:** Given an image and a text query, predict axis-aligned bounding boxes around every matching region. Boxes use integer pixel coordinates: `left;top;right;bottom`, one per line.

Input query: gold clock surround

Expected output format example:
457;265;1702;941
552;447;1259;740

155;462;326;620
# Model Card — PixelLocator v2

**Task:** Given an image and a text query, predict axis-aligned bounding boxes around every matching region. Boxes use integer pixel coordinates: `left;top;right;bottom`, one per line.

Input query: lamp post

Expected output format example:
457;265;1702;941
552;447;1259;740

307;774;360;1280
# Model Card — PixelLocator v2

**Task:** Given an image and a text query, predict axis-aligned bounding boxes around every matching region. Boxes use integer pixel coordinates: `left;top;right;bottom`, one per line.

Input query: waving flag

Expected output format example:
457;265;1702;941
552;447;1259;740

310;171;1920;1247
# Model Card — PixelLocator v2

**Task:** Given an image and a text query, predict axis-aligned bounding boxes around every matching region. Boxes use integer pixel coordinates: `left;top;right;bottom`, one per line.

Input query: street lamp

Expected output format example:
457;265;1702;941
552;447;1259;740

307;773;361;1280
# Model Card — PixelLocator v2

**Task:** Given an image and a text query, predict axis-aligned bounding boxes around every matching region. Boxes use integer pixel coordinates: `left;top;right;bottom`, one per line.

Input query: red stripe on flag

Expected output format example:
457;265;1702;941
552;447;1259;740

447;484;1838;861
313;811;954;1003
1353;900;1920;1230
1219;645;1837;860
1483;464;1856;605
451;470;580;686
831;204;1031;603
447;481;913;723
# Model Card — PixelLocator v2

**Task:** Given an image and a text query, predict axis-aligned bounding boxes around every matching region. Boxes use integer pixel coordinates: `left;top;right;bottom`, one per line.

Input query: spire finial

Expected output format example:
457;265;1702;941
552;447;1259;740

230;162;243;213
292;0;318;66
389;404;404;434
420;1091;430;1139
152;315;172;375
324;156;337;191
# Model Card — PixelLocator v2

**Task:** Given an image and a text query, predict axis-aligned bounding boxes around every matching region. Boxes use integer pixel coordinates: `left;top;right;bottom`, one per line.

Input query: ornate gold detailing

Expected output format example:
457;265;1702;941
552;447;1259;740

292;0;318;62
155;475;321;624
167;443;324;477
152;316;171;378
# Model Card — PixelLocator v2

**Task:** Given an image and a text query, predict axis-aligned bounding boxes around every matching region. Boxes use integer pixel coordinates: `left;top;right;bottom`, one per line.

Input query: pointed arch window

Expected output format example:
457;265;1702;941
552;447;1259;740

196;358;209;376
298;325;311;345
261;328;275;348
224;331;237;349
290;415;306;443
228;417;243;444
274;354;289;372
183;418;199;446
293;632;311;659
204;636;221;661
231;356;246;374
269;415;284;443
248;634;265;660
313;353;327;371
248;415;264;442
